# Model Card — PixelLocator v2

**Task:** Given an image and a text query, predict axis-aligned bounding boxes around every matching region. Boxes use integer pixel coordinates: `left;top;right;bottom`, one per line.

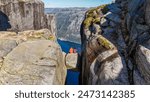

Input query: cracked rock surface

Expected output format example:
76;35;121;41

0;29;66;85
81;0;150;85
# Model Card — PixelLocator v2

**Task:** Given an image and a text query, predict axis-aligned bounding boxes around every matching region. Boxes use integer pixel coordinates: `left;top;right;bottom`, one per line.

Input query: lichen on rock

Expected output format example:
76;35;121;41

80;0;150;85
83;4;108;29
0;29;67;85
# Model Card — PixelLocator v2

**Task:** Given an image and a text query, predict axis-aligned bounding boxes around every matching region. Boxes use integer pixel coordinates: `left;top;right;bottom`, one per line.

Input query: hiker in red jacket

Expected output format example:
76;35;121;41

69;47;74;53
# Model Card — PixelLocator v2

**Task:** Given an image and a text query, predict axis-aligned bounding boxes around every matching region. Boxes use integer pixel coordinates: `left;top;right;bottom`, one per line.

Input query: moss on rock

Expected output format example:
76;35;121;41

83;17;93;28
48;35;55;41
93;17;101;24
97;35;114;50
83;4;109;29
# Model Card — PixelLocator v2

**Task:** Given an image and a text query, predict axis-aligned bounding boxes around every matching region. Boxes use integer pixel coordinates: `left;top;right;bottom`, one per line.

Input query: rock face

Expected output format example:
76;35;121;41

81;0;150;85
0;0;56;35
135;41;150;84
65;53;79;69
45;8;88;43
0;29;67;85
145;0;150;27
0;0;68;85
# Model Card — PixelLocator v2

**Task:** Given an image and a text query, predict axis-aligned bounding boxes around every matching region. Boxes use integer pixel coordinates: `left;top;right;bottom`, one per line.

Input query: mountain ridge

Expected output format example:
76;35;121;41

45;8;88;43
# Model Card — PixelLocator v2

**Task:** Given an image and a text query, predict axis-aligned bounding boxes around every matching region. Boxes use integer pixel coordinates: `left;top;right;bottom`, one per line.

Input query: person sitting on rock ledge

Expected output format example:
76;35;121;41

69;47;74;53
74;49;77;53
69;47;77;53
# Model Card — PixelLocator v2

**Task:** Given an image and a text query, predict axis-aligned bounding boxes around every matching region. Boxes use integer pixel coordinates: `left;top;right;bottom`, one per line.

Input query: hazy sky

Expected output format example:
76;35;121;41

43;0;113;8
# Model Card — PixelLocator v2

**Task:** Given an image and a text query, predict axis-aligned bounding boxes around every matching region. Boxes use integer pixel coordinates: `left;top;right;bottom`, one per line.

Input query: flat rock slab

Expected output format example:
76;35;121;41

0;40;66;85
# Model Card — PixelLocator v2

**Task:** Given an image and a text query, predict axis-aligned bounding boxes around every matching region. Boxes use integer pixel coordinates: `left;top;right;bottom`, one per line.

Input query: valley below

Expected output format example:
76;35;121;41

45;8;88;44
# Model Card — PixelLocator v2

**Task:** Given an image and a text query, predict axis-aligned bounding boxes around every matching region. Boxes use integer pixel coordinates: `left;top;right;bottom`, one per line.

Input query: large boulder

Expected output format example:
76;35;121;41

0;40;66;85
0;29;67;85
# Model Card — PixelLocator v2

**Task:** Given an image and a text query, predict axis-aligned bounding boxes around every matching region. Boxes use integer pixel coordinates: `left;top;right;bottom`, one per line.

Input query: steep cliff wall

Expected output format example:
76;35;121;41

81;0;150;85
0;0;66;85
0;0;56;35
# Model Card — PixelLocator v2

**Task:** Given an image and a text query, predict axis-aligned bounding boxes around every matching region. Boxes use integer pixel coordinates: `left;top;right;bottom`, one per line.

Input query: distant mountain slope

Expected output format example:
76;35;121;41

45;8;88;43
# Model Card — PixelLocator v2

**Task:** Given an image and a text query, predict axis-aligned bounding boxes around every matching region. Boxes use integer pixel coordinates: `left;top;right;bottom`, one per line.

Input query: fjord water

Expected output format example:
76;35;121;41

57;39;81;53
57;39;81;85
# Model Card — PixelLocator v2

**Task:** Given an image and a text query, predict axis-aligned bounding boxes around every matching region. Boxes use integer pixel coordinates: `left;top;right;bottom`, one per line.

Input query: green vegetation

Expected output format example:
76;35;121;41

48;35;55;41
27;32;45;40
83;4;108;29
83;17;93;28
97;35;114;50
34;32;44;38
26;31;55;41
93;17;101;23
